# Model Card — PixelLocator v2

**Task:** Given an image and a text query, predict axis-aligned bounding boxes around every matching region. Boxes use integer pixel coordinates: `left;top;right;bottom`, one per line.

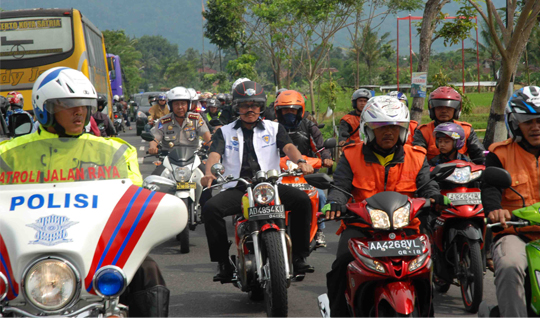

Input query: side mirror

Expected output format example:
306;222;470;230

305;173;333;190
142;175;177;194
141;132;155;142
317;123;325;129
9;113;33;137
323;138;337;149
211;163;225;177
483;166;512;189
429;163;457;181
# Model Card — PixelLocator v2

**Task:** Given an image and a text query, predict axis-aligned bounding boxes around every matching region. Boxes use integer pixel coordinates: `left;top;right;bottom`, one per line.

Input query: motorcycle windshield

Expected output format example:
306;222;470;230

0;138;130;185
168;146;197;165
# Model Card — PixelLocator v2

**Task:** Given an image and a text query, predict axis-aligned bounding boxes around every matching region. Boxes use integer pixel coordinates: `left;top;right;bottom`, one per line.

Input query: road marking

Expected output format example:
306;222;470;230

139;146;145;151
138;157;144;164
141;140;146;143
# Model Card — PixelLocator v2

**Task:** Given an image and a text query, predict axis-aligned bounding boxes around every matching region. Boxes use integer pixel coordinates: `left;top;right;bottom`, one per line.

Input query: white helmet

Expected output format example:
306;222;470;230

187;88;198;101
32;67;97;127
231;78;250;93
113;95;120;102
167;86;192;111
360;96;410;145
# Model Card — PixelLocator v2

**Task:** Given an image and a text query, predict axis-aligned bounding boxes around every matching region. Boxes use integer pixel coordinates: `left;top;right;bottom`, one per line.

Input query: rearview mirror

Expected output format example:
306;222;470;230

141;132;155;142
305;173;333;190
483;167;512;189
323;138;337;149
429;163;457;181
317;123;325;129
211;163;225;177
9;113;33;137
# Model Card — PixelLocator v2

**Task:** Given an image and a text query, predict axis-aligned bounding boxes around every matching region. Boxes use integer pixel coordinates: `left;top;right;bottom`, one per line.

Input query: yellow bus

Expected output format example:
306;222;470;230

0;8;112;112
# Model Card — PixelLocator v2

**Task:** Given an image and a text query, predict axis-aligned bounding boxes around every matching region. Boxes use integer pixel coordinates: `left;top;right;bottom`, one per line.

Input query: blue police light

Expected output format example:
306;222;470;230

93;266;126;298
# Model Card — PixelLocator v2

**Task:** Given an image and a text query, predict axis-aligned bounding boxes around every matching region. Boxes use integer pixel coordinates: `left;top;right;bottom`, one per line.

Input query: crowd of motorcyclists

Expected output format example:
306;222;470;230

2;65;540;317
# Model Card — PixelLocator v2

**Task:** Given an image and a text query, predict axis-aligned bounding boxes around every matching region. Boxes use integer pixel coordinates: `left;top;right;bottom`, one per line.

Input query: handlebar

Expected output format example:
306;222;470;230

487;220;529;228
202;169;306;192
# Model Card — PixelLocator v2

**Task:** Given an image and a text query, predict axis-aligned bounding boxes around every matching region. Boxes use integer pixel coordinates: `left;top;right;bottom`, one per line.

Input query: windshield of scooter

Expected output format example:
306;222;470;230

168;146;197;165
0;138;131;184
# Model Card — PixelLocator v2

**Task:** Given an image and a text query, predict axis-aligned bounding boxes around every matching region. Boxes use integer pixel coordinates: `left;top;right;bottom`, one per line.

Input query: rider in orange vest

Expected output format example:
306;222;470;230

412;86;485;163
338;88;371;146
324;96;444;317
387;91;418;145
482;86;540;317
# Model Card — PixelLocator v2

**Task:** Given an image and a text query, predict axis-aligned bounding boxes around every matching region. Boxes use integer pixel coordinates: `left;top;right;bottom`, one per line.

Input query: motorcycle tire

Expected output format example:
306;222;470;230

262;231;288;317
177;228;190;253
458;237;483;313
434;278;451;293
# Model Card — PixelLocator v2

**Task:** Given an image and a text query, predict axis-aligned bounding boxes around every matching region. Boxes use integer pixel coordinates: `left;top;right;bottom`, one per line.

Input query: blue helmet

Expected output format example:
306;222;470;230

157;92;167;101
387;91;408;107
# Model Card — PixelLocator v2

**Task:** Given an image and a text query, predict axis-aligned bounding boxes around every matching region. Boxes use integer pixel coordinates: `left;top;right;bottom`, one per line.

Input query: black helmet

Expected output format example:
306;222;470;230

225;93;232;105
232;81;266;114
97;93;108;109
506;86;540;142
216;93;226;103
207;97;219;110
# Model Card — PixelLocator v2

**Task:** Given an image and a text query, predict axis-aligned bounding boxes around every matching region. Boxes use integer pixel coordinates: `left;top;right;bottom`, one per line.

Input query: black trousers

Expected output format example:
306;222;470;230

327;227;365;317
202;184;312;262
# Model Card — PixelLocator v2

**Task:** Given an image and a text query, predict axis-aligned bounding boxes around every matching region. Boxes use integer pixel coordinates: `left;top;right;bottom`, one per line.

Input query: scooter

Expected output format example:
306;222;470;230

429;161;486;313
0;137;187;317
478;166;540;317
141;132;205;254
207;163;303;317
311;163;457;317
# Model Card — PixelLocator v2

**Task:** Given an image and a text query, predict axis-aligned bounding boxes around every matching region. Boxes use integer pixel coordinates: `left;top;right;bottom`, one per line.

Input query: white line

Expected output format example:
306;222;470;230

139;146;145;151
141;140;146;143
138;157;144;164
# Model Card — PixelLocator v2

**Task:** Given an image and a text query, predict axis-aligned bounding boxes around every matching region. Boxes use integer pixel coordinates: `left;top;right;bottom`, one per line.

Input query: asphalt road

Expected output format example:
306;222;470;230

119;127;497;317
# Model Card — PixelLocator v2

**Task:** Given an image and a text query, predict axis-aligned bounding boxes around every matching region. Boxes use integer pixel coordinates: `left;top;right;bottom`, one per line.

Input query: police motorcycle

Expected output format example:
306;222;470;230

313;164;457;317
206;163;308;317
478;167;540;317
0;138;187;317
141;132;206;254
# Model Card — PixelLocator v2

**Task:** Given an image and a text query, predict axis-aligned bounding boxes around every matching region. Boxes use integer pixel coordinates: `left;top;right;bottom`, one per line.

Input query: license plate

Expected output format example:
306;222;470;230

248;205;285;221
177;182;196;190
368;238;423;257
284;183;313;191
447;192;481;206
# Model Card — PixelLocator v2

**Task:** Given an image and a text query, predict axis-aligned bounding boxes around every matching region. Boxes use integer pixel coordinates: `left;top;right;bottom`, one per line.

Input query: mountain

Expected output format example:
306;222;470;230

2;0;501;54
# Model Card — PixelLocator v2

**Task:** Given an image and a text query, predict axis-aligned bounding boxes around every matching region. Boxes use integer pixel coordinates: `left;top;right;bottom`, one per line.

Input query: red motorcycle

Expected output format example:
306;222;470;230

308;164;456;317
429;161;486;313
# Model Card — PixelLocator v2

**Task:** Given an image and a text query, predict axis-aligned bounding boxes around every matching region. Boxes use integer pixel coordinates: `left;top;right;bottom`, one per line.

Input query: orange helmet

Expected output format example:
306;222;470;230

274;90;305;128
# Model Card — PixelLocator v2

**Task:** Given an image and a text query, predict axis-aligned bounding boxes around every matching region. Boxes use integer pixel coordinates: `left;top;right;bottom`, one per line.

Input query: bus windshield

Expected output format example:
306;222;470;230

0;16;73;61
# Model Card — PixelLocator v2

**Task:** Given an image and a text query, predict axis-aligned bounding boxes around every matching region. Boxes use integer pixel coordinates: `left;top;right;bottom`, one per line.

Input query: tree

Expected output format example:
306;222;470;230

133;35;180;90
355;27;394;84
226;54;258;80
409;0;451;123
102;30;143;96
460;0;540;146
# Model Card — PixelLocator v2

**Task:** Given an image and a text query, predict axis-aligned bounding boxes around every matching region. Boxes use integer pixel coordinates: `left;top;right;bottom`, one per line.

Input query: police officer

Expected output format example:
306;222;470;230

0;67;169;317
148;86;211;156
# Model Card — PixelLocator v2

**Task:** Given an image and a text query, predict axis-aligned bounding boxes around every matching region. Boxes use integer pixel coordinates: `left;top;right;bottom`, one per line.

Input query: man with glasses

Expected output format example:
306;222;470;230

201;81;316;282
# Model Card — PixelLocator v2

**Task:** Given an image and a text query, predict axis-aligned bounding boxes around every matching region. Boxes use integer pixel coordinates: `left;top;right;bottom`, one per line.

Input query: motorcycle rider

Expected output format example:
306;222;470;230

428;122;469;166
338;88;371;146
92;93;117;137
388;91;417;145
0;67;169;317
204;97;222;133
5;91;35;134
119;95;131;130
147;92;170;132
219;78;251;124
274;89;333;247
201;81;316;281
148;86;211;161
481;86;540;317
412;86;485;162
324;96;444;317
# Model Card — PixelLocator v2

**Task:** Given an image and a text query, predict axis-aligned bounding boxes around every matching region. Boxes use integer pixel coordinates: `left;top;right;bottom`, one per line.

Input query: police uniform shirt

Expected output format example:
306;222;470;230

151;112;209;149
210;120;292;179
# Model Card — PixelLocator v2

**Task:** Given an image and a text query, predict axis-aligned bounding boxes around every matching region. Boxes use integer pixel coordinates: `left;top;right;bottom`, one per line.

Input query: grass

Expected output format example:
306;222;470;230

306;91;493;139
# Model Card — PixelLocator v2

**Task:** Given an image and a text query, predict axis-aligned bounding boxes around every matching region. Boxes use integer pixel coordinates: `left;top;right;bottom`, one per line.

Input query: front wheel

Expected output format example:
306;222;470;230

458;237;483;313
262;231;288;317
177;199;191;253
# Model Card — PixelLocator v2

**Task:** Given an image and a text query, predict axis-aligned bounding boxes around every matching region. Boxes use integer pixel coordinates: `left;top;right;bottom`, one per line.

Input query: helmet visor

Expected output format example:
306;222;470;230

510;113;540;124
430;99;461;109
365;121;409;130
275;105;302;110
45;98;97;113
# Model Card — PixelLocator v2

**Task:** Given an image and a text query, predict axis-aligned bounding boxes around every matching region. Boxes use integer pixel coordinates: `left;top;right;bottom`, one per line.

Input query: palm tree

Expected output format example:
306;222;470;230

353;26;394;85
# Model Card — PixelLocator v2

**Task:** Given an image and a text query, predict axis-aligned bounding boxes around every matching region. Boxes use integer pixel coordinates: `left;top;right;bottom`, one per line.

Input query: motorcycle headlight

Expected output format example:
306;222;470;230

445;167;483;184
393;203;410;229
253;182;275;205
93;266;127;298
368;207;391;230
23;258;79;312
352;244;385;273
174;166;192;182
408;251;429;272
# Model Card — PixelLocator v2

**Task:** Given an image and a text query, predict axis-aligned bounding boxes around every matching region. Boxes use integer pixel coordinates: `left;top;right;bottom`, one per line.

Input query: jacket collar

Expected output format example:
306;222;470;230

363;143;405;165
233;119;265;130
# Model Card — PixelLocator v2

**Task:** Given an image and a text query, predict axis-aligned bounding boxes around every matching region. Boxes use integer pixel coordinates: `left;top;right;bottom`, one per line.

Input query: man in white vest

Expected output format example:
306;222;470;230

201;81;315;282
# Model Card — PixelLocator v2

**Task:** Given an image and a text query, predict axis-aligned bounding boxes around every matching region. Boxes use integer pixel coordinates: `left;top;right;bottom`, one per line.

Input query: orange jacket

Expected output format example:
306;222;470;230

341;113;361;144
489;139;540;240
343;142;427;202
416;120;472;160
406;120;418;145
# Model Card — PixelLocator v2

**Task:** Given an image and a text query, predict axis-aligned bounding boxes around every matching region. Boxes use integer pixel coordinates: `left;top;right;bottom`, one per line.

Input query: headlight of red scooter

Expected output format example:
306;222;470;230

367;207;391;230
351;243;386;273
408;236;429;272
393;203;410;229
